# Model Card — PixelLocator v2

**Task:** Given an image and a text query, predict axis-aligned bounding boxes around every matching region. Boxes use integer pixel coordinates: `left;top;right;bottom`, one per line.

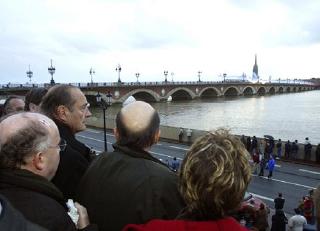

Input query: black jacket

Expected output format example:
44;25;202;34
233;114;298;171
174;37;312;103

0;194;48;231
77;143;185;231
0;169;83;231
52;122;93;199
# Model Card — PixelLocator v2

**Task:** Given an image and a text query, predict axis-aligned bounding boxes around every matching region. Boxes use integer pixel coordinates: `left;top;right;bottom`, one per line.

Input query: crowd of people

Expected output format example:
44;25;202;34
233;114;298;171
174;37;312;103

0;85;319;231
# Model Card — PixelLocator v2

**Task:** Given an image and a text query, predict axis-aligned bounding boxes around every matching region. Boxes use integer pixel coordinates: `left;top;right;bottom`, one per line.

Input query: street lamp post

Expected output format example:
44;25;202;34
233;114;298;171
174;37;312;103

48;59;56;85
135;73;140;83
198;71;202;82
164;70;168;83
26;65;33;83
89;67;95;84
171;72;174;82
223;73;227;82
116;64;122;83
96;91;113;152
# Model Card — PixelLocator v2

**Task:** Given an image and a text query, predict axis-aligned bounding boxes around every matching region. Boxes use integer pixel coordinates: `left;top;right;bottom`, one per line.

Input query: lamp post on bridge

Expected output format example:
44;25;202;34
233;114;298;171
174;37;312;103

26;65;33;83
135;73;140;83
96;91;113;152
171;72;174;82
223;73;227;82
116;64;122;83
164;70;168;83
198;71;202;82
89;67;95;84
278;78;280;84
48;59;56;85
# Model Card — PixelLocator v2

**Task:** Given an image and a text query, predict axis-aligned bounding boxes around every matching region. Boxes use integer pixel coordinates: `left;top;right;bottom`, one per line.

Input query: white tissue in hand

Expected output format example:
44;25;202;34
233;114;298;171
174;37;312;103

66;199;79;225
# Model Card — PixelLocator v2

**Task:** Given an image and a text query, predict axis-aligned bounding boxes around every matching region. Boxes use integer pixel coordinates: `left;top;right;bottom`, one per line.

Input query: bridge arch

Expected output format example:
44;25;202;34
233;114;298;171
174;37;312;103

292;87;296;92
268;87;275;94
286;87;291;92
278;87;284;93
120;89;160;102
257;87;266;95
166;87;195;101
199;87;221;98
242;86;255;96
223;86;240;96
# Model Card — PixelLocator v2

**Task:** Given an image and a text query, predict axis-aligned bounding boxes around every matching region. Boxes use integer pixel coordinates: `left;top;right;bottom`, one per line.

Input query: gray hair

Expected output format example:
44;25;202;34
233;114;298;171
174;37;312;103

0;118;51;169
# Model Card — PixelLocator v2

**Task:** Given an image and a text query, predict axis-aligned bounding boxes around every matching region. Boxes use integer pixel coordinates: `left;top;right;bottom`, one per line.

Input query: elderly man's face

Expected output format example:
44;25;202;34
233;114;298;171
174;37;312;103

65;88;92;134
6;98;25;114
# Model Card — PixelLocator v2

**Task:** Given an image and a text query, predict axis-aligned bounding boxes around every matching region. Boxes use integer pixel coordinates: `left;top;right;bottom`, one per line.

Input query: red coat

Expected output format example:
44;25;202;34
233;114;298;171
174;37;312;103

122;217;248;231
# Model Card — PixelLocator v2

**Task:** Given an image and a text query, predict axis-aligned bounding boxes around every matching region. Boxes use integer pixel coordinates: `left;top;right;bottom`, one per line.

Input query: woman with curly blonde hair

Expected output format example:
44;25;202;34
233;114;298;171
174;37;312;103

123;129;252;231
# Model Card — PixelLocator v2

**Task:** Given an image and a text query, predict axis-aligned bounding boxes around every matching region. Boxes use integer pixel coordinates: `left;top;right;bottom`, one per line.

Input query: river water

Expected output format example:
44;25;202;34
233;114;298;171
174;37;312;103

92;90;320;144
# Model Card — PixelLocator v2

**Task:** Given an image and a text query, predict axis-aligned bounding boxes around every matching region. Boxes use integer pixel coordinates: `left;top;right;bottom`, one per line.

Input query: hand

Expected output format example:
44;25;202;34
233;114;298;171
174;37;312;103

74;202;90;229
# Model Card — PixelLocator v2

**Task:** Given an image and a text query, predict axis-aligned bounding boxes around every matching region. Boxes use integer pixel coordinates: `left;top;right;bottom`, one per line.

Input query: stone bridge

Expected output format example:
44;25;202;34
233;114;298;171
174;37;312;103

0;81;315;104
79;81;315;104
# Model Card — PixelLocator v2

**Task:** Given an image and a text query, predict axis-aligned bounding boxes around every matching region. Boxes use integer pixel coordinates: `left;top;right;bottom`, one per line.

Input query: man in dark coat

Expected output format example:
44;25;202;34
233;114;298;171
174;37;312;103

0;194;48;231
274;193;285;210
271;209;287;231
40;85;94;199
77;101;185;231
0;112;96;231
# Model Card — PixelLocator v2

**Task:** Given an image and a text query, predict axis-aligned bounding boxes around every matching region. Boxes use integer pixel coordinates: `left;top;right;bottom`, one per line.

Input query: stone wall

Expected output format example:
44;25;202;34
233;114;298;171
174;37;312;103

86;116;318;163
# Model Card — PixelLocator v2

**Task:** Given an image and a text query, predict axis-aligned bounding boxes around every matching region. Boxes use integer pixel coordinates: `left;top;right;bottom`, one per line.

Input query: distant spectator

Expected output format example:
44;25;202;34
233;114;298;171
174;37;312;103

259;158;266;177
252;136;258;153
252;151;260;174
254;203;269;231
24;88;48;112
291;140;299;160
316;144;320;164
2;96;25;116
186;128;192;144
274;193;285;210
271;209;288;231
288;208;306;231
267;155;275;179
304;138;312;161
276;139;282;159
285;140;291;159
304;196;314;224
246;136;252;152
178;128;183;143
171;157;180;172
241;135;246;146
122;129;252;231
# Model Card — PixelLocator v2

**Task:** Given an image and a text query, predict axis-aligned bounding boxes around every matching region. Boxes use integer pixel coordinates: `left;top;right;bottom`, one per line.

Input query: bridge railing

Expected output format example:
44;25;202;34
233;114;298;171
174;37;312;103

0;80;315;89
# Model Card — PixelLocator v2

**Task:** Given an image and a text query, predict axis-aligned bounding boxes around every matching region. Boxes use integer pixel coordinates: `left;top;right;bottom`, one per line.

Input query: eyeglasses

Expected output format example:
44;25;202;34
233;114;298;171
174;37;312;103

48;139;67;152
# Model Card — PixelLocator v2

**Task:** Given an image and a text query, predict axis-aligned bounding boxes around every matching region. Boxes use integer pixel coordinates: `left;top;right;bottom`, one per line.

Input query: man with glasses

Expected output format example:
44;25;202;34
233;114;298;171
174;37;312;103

0;112;97;231
40;85;94;199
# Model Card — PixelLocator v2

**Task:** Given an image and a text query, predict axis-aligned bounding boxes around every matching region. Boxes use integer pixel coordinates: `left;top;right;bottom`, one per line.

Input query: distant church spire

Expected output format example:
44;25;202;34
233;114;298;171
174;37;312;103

252;54;259;81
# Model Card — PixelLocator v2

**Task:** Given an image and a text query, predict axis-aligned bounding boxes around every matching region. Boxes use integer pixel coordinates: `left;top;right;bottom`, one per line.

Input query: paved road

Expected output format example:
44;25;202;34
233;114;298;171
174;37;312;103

77;128;320;217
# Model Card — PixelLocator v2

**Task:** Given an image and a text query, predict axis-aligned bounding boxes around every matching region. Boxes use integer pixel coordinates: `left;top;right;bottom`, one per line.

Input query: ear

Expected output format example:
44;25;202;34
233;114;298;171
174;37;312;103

32;152;45;171
154;129;161;144
55;105;68;122
114;128;120;141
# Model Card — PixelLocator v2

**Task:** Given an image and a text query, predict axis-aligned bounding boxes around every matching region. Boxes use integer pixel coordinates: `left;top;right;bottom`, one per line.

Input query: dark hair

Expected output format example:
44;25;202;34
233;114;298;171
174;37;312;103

0;118;50;169
3;96;22;115
278;192;282;197
40;85;77;119
115;110;160;149
24;88;48;111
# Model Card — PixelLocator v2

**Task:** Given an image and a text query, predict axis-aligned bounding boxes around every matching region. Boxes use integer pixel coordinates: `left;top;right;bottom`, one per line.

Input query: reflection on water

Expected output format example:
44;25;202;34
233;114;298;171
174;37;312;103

92;90;320;144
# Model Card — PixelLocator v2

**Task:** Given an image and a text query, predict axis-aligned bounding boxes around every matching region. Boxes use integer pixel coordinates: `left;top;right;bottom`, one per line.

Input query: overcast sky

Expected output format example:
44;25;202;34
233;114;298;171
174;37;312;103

0;0;319;84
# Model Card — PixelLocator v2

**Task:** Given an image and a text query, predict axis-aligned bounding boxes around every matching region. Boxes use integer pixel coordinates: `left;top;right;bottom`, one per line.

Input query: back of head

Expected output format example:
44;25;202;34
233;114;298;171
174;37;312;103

3;96;25;115
24;88;48;111
40;84;77;119
115;101;160;149
0;112;54;170
178;129;251;220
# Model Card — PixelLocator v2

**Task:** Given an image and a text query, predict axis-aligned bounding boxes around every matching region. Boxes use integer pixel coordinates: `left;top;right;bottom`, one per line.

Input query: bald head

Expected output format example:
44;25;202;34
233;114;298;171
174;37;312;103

115;101;160;149
0;112;59;173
